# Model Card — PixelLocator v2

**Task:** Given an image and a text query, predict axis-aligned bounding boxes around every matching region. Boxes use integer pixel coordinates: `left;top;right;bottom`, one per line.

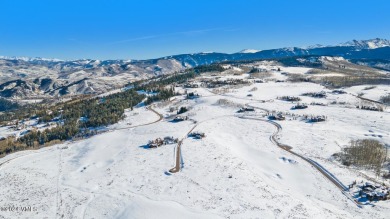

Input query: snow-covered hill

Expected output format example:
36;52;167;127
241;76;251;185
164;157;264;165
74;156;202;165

239;49;261;53
0;74;389;218
2;38;390;99
0;57;185;98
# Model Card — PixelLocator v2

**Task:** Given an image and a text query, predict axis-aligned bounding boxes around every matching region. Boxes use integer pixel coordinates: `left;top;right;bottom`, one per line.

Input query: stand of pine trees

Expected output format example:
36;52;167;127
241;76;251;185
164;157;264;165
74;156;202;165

0;65;220;156
0;98;20;112
0;89;145;156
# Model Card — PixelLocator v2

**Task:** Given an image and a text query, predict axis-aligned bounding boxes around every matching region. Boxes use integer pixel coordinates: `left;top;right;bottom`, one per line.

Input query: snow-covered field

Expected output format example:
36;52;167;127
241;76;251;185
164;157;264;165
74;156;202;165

345;85;389;101
0;71;389;218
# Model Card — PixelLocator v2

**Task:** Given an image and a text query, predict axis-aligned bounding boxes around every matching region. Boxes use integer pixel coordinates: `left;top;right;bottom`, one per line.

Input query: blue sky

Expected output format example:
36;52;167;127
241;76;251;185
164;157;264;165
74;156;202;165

1;0;389;60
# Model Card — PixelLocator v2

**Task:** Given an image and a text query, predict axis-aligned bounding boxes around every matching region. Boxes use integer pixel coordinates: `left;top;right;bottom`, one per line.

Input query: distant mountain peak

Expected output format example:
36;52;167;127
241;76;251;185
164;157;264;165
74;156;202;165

239;49;260;53
304;44;325;49
338;38;390;49
0;56;64;62
305;38;390;50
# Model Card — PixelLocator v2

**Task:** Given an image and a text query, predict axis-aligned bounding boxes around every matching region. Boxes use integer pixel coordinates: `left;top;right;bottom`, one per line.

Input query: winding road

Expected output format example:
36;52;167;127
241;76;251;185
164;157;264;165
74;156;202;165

110;106;164;131
193;87;363;205
241;103;362;206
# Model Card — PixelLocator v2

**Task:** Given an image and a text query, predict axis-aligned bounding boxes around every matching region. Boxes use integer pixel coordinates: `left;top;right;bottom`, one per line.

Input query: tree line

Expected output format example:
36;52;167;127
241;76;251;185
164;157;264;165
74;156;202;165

1;89;145;156
0;64;221;156
0;98;20;112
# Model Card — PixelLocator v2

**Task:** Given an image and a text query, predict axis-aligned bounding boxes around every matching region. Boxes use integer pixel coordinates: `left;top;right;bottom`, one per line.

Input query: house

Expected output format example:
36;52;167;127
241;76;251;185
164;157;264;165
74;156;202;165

188;132;206;139
237;107;255;113
148;136;178;148
268;113;285;121
184;83;199;88
173;116;188;122
148;138;164;148
254;79;264;83
352;181;390;201
186;92;200;99
291;103;308;110
163;136;178;144
308;115;326;122
278;96;301;102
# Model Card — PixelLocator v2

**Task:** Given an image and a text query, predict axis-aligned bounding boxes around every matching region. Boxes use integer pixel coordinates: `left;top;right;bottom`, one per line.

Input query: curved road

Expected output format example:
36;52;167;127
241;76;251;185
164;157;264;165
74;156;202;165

242;103;362;206
110;106;164;131
175;88;364;206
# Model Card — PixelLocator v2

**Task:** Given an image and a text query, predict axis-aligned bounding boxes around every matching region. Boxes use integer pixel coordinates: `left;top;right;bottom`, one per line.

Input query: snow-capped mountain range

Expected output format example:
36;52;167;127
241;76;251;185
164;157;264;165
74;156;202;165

1;38;389;98
338;38;390;49
304;38;390;50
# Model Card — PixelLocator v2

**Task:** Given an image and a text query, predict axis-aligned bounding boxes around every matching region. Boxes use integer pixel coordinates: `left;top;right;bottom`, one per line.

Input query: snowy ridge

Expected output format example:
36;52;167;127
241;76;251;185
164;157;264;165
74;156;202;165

239;49;260;53
0;56;65;62
338;38;390;49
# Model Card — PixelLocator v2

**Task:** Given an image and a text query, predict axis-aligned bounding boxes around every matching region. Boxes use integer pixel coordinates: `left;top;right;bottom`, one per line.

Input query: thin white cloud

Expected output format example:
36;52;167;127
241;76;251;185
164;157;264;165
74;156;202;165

106;27;233;45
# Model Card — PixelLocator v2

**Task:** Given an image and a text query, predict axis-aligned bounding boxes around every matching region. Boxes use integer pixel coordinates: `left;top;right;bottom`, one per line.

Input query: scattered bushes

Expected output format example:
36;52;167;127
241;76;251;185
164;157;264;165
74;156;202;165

319;76;390;88
249;87;258;92
363;86;376;90
301;91;326;98
215;99;243;108
380;94;390;105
